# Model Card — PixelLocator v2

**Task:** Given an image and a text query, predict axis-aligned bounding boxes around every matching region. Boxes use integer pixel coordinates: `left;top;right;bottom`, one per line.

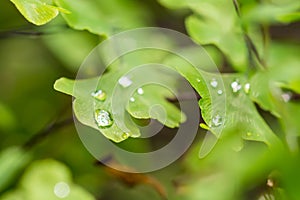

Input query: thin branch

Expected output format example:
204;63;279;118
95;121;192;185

232;0;267;69
23;118;73;150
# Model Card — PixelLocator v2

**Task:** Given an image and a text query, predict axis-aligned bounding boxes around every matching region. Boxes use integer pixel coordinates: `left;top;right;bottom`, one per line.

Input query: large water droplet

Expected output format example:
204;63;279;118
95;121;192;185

281;93;291;103
91;90;106;101
211;114;223;127
231;80;242;93
137;88;144;95
244;83;251;94
122;132;130;139
95;109;113;127
118;76;132;88
210;78;218;88
54;182;70;198
217;89;223;95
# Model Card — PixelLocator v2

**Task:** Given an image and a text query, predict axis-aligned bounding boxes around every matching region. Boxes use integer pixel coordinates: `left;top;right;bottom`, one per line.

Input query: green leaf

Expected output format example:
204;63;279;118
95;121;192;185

54;0;151;36
162;52;280;148
0;147;31;192
9;0;68;25
1;159;95;200
242;2;300;24
54;70;184;142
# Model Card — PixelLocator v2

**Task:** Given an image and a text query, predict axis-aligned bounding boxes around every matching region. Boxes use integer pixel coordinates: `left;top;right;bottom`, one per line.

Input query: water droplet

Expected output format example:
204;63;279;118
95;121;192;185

130;97;135;102
212;114;223;127
281;93;291;103
122;132;130;139
118;76;132;88
246;132;252;137
95;109;113;127
196;78;201;83
54;182;70;198
91;90;106;101
217;89;223;95
210;78;218;88
244;83;251;94
231;80;242;93
137;88;144;95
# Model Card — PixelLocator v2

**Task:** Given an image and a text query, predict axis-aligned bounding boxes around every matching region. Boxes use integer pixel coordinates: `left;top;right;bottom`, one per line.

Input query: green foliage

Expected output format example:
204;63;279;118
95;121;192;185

0;159;95;200
1;0;300;199
9;0;69;25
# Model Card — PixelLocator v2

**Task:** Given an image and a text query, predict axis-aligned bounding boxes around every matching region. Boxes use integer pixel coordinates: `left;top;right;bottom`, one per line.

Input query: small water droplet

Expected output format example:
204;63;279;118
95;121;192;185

246;132;252;137
210;78;218;88
91;90;107;101
217;89;223;95
196;78;201;83
95;109;113;127
212;114;223;127
244;83;251;94
122;132;130;139
118;76;132;88
54;182;70;198
281;93;291;103
137;88;144;95
231;80;242;93
130;97;135;102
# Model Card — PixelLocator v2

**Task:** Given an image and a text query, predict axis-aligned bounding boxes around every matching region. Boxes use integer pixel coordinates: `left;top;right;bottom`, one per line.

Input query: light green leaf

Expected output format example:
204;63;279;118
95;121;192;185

1;159;95;200
54;0;151;36
0;147;31;192
9;0;68;25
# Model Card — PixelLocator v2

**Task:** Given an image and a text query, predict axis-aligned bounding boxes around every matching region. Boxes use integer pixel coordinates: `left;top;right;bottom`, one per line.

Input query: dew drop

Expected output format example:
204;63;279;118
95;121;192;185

130;97;135;102
122;132;130;139
210;78;218;88
244;83;251;94
246;132;252;137
196;78;201;83
95;109;113;127
211;114;223;127
118;76;132;88
54;182;70;198
137;88;144;95
91;90;107;101
217;89;223;95
231;80;242;93
281;93;291;103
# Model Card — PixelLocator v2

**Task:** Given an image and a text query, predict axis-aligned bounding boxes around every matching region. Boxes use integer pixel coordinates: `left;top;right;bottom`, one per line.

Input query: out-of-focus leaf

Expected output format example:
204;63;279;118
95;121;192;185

242;2;300;24
42;17;100;72
9;0;69;25
1;159;95;200
54;0;151;36
0;147;31;192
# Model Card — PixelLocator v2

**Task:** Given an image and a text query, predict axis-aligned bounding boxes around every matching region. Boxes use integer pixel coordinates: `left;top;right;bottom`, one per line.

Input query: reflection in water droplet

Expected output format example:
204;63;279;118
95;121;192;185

54;182;70;199
91;90;107;101
217;89;223;95
137;88;144;95
210;78;218;88
281;93;291;103
212;115;223;127
130;97;135;102
244;83;251;94
118;76;132;88
196;78;201;83
231;80;242;93
95;109;113;127
122;132;130;139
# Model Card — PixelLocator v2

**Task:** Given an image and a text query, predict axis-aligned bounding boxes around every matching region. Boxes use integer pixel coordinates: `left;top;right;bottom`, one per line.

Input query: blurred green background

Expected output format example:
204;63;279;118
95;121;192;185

0;0;300;199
